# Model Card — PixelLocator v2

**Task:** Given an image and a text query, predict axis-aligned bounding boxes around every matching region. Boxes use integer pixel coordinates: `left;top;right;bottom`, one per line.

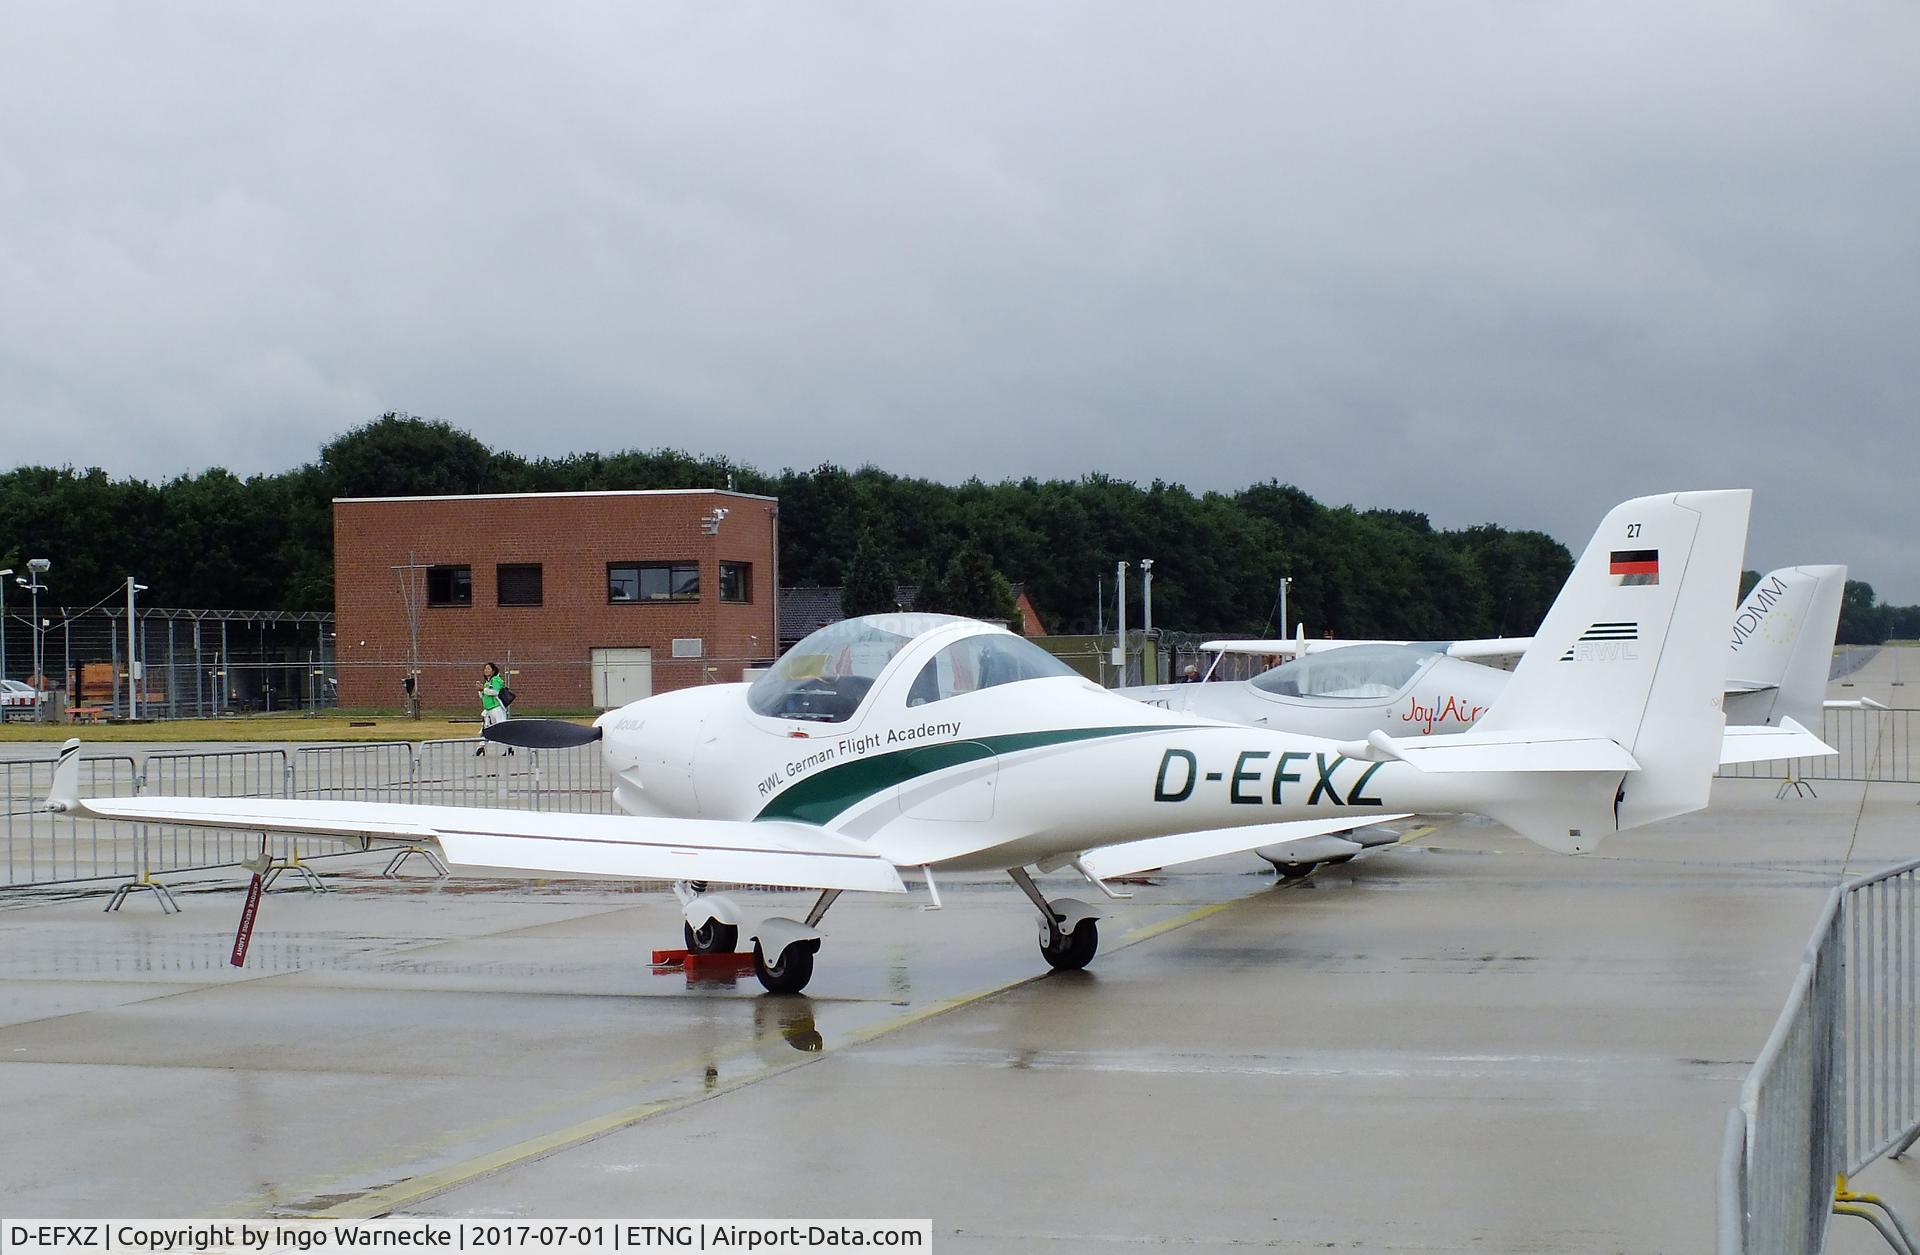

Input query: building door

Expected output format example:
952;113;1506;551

591;647;653;708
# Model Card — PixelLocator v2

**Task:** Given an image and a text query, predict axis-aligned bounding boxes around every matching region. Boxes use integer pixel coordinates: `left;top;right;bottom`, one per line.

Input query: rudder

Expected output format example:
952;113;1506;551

1478;490;1751;840
1725;564;1847;733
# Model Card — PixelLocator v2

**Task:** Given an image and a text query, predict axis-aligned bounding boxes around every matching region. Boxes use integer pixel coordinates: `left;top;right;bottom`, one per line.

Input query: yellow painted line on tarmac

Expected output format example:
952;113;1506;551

1109;897;1242;948
307;894;1250;1219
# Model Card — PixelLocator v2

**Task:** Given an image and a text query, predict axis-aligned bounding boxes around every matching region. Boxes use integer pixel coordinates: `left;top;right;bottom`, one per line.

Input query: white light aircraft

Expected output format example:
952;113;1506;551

54;490;1753;994
1131;564;1853;741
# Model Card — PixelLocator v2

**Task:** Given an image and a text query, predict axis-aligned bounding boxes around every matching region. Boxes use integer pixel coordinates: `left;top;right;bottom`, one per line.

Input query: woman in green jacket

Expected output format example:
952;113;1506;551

476;662;510;756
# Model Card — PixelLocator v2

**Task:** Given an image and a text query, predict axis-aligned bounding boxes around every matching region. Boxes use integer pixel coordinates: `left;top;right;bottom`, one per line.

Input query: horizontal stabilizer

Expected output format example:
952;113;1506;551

57;795;908;894
1827;697;1889;711
1718;718;1836;766
1080;815;1414;879
1330;729;1639;774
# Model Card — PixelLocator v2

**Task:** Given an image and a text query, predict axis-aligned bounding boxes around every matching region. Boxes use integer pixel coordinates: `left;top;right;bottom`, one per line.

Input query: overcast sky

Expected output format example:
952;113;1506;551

3;3;1916;598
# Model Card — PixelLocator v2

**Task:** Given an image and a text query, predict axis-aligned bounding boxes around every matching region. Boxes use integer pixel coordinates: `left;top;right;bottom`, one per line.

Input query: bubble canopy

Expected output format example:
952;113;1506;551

1250;644;1436;701
748;614;1074;723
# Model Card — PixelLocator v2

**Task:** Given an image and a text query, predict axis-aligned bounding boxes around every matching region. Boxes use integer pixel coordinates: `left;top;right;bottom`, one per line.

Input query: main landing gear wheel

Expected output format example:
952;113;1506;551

1273;862;1317;881
1039;919;1099;971
684;919;739;954
753;940;816;994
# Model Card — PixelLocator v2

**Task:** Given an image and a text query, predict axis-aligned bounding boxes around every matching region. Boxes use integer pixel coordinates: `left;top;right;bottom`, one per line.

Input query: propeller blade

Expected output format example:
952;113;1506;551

482;719;603;749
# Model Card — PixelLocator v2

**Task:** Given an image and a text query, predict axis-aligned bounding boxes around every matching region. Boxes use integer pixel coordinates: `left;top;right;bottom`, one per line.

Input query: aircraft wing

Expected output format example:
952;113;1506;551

1826;698;1889;711
1442;637;1534;662
1080;815;1415;879
49;760;906;894
1718;718;1837;766
1201;639;1307;657
1200;637;1533;662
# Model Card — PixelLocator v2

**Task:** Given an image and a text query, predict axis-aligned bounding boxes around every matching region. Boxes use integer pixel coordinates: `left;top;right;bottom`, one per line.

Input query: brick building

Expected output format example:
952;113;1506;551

333;490;778;710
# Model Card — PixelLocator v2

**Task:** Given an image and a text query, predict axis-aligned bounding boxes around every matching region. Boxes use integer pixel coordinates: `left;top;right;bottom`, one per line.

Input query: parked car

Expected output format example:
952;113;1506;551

0;679;49;719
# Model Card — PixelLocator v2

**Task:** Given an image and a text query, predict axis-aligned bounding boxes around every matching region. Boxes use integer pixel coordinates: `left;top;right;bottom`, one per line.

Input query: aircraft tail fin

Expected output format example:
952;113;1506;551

1472;490;1751;850
1724;565;1848;734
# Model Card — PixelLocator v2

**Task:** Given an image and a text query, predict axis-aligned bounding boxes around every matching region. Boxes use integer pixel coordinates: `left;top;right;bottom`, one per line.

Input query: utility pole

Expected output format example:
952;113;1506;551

0;567;12;686
126;577;147;720
1113;561;1129;686
21;559;49;721
394;553;429;719
1279;576;1292;638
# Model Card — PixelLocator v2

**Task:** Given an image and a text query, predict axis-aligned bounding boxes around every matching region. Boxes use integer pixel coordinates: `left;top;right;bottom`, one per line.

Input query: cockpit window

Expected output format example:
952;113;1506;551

749;614;964;722
907;633;1078;706
1250;644;1433;701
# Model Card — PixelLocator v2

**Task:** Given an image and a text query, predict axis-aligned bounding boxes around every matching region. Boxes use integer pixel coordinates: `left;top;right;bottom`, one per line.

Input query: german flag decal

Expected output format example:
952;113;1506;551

1609;549;1659;586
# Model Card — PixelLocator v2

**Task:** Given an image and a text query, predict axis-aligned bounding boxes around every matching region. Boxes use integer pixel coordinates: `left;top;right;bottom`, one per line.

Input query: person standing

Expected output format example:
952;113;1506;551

476;662;512;755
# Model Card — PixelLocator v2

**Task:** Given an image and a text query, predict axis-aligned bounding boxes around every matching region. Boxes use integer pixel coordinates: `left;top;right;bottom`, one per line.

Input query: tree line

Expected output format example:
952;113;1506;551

2;413;1912;644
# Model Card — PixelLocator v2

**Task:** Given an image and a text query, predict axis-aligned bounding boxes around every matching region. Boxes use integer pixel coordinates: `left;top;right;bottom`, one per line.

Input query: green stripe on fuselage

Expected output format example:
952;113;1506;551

754;725;1182;825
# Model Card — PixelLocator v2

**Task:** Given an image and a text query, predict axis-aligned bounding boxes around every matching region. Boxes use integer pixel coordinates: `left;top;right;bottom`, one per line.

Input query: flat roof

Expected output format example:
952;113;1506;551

332;488;778;504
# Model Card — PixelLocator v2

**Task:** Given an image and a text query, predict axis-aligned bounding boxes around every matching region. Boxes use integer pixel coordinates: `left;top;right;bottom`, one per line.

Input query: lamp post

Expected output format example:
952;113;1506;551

0;567;12;686
1138;559;1155;685
20;559;49;721
126;577;148;719
1279;576;1293;637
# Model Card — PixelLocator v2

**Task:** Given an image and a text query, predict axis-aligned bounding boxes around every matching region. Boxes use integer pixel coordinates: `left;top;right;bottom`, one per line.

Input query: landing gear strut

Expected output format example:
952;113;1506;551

1009;867;1102;972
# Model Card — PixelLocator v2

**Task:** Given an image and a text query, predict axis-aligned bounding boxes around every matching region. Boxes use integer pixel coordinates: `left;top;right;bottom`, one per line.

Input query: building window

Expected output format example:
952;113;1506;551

426;565;471;607
497;563;543;607
720;561;751;603
608;562;700;603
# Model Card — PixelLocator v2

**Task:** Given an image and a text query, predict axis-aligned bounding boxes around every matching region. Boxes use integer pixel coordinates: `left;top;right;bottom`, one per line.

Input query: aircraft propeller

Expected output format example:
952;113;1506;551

481;718;603;749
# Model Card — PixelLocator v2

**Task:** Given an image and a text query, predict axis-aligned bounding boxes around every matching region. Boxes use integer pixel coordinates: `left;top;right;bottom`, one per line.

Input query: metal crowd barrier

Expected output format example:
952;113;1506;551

0;738;615;903
1719;707;1915;786
1719;860;1920;1254
1;754;141;888
142;749;291;876
292;741;415;802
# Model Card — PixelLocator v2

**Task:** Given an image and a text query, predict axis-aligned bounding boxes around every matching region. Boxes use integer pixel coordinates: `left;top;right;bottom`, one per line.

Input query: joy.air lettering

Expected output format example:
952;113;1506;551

1400;694;1487;734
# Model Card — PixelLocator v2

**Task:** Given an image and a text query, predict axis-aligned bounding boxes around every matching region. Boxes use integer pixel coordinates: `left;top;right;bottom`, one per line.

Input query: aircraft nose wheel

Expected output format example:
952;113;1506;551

1039;919;1099;971
684;919;739;954
753;940;817;994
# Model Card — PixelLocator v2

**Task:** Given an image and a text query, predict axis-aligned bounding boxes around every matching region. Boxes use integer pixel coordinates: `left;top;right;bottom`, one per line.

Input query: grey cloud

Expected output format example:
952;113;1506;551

2;1;1916;596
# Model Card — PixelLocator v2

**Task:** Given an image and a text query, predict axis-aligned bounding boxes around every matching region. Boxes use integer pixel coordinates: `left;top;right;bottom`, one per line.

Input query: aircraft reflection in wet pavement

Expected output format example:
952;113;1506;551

54;490;1800;994
1107;564;1844;879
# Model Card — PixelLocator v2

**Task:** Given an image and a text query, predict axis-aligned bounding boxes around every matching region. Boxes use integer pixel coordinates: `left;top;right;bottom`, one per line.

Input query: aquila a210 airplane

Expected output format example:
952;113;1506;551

55;490;1751;994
